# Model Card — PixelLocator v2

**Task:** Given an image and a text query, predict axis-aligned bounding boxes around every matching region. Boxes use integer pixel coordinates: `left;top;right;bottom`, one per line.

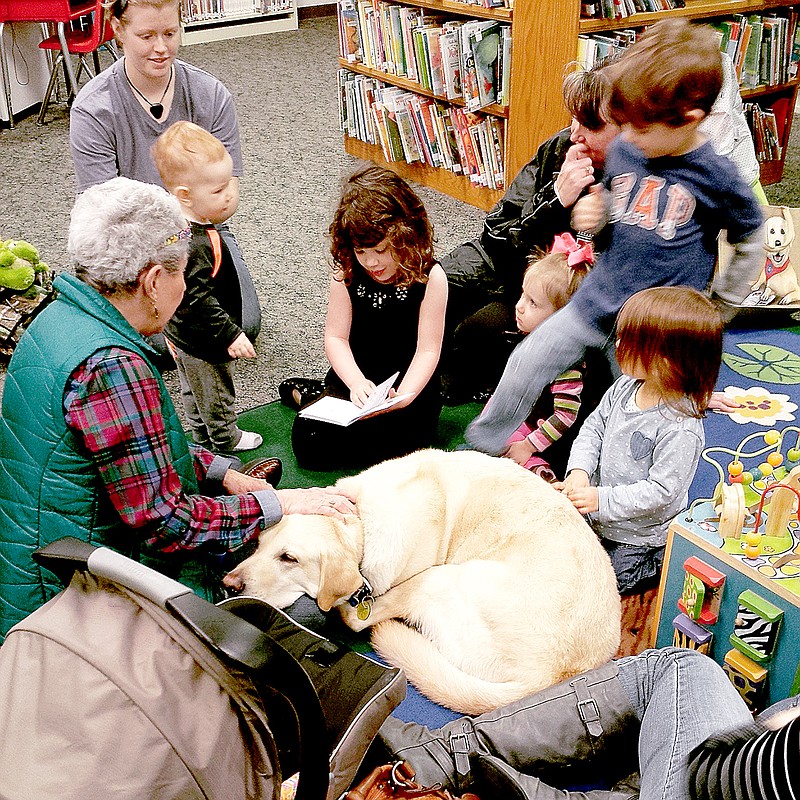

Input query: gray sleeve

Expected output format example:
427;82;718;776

251;489;283;528
566;383;615;477
595;428;703;523
209;82;243;176
711;222;766;310
69;103;120;193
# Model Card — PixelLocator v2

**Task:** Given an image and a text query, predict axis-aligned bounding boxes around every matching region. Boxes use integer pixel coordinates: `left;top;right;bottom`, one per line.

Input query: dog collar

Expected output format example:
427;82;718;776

348;575;373;607
348;575;374;621
765;257;789;280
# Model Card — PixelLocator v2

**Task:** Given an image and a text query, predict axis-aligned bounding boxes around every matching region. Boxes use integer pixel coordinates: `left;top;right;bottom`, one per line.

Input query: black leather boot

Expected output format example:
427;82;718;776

467;754;637;800
377;661;640;794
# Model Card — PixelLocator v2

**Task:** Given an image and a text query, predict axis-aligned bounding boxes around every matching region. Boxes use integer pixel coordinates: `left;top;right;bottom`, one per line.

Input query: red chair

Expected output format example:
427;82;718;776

0;0;99;127
37;0;118;123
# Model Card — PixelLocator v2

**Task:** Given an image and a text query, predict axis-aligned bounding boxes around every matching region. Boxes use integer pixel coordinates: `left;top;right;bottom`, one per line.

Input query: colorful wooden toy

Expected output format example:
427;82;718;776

730;589;783;663
723;648;769;713
672;613;713;654
678;556;726;624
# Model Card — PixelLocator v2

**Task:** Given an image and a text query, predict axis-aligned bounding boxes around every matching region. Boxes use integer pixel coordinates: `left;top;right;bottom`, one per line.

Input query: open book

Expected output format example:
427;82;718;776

298;372;414;426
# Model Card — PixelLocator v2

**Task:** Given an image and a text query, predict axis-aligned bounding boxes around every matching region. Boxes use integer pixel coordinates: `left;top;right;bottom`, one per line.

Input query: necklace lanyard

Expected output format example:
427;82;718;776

123;63;174;120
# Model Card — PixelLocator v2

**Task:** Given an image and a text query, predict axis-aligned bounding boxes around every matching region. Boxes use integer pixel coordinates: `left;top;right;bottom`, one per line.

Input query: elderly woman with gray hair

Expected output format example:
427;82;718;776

0;177;355;639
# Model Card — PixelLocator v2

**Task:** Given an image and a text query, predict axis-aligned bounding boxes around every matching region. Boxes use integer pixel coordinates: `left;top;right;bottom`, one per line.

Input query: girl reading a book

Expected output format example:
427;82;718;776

288;166;448;471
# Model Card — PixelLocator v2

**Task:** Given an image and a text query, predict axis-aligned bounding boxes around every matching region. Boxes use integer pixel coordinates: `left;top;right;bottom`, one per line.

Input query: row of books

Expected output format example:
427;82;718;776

180;0;288;22
338;0;512;110
338;69;506;189
744;102;782;161
576;29;635;68
446;0;512;9
712;10;800;88
577;12;800;90
580;0;684;21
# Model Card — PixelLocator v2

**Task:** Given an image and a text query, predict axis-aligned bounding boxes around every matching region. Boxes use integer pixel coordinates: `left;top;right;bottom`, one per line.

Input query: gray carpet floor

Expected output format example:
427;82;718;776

1;14;799;412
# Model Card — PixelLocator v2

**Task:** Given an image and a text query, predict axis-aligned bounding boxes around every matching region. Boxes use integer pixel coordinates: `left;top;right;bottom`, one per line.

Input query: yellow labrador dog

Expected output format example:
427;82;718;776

224;449;621;715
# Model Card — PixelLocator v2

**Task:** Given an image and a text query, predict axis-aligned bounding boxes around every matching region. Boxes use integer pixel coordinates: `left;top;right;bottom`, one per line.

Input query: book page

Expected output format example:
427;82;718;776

298;372;414;426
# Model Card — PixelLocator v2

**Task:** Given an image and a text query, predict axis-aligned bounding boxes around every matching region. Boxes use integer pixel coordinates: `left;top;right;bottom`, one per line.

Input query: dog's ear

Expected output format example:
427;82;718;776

783;207;795;242
316;536;364;612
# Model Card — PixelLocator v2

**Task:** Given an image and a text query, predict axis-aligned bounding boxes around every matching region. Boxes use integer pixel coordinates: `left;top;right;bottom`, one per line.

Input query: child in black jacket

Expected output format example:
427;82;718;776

152;121;262;452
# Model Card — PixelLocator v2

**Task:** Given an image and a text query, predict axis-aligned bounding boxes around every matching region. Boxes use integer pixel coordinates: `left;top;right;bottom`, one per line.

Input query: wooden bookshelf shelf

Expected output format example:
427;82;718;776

338;59;509;118
580;0;794;31
344;135;504;210
740;76;800;98
394;0;512;22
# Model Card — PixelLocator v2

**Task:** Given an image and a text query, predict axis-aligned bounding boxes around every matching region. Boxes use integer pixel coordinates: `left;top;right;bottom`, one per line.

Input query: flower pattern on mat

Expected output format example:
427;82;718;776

720;386;798;426
722;343;800;384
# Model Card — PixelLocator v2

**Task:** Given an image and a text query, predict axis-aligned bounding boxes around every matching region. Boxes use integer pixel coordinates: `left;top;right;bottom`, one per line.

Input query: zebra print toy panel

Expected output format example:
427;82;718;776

730;589;784;663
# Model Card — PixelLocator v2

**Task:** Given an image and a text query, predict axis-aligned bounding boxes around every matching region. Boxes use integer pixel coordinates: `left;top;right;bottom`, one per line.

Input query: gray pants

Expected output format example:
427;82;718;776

172;344;242;452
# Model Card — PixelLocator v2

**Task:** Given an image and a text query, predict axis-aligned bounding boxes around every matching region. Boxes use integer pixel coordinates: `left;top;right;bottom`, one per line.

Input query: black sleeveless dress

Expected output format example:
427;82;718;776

292;269;443;471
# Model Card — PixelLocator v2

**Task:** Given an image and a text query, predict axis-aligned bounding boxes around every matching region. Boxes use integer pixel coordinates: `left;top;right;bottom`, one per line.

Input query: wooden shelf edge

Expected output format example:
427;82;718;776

344;135;503;211
338;59;509;118
760;158;786;184
741;77;800;99
395;0;512;20
579;0;795;31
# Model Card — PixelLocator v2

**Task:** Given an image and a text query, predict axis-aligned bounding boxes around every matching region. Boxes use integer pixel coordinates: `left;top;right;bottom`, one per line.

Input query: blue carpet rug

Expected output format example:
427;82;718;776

692;321;800;502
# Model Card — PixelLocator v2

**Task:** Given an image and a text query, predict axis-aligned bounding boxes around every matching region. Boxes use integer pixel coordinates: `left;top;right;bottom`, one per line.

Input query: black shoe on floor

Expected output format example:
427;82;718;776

278;377;325;410
241;457;283;487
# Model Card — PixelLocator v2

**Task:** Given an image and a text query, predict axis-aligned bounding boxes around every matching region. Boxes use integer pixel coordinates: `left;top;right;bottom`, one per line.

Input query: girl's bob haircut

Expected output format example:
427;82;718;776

615;286;723;417
329;165;435;288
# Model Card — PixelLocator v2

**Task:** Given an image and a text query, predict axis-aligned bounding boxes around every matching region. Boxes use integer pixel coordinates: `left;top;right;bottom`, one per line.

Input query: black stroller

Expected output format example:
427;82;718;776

0;537;406;800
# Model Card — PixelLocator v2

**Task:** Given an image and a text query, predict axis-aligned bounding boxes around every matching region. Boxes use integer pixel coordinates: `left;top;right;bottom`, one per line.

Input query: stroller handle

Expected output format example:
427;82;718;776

34;536;193;608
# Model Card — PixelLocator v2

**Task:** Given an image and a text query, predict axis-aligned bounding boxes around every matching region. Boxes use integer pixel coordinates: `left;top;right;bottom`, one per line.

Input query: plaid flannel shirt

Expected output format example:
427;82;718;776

63;347;268;555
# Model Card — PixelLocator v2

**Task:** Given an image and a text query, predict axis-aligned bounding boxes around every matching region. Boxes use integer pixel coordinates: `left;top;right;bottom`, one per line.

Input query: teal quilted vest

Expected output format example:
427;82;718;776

0;275;214;638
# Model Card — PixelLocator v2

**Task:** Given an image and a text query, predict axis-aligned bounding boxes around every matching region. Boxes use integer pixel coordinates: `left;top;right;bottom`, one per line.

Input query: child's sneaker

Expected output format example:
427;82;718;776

233;430;263;451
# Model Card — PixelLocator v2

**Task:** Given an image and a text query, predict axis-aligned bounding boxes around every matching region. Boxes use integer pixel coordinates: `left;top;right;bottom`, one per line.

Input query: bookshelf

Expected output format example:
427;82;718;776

338;0;800;211
560;0;800;185
337;0;519;210
180;0;298;45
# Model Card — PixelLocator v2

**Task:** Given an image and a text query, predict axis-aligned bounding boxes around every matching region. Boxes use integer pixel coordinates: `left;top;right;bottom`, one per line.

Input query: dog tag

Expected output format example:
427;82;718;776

357;598;372;620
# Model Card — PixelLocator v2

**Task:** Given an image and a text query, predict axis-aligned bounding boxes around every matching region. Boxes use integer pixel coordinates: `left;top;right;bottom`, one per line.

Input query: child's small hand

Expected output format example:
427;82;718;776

708;391;743;414
350;379;377;407
506;438;535;466
228;332;256;359
556;144;596;208
559;469;590;495
566;486;599;515
571;184;607;234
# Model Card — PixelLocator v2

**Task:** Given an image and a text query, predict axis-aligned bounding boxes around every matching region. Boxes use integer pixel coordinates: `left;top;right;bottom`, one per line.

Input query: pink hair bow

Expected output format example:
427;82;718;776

550;232;594;267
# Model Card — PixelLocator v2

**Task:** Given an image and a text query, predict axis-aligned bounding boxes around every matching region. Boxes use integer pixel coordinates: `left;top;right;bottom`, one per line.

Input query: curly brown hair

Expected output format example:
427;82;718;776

329;166;435;288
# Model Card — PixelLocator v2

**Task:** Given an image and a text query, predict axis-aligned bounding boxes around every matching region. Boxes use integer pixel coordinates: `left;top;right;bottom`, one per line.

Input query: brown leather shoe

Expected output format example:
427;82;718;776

241;457;283;488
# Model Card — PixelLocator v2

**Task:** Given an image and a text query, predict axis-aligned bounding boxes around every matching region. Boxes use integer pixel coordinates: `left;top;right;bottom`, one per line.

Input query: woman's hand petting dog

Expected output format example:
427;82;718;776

276;487;357;519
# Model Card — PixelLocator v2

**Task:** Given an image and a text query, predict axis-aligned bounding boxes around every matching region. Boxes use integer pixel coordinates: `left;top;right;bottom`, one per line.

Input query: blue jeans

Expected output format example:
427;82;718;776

465;303;613;456
617;648;753;800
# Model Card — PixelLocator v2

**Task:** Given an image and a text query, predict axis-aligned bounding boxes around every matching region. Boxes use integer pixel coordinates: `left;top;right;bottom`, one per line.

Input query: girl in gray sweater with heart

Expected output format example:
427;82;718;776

557;286;723;594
